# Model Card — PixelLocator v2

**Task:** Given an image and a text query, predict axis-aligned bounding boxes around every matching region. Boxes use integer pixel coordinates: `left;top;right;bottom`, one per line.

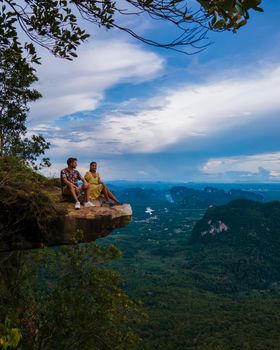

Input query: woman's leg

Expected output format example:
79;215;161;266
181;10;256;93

100;183;110;201
102;182;118;202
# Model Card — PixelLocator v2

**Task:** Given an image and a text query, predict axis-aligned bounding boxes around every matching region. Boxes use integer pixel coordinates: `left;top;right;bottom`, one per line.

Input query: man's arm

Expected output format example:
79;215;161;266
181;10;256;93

61;171;78;189
77;171;88;186
81;176;88;185
63;177;78;189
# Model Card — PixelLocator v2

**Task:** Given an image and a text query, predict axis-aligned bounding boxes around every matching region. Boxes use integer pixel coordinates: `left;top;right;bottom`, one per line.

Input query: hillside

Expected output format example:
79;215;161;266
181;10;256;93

188;199;280;292
191;199;280;244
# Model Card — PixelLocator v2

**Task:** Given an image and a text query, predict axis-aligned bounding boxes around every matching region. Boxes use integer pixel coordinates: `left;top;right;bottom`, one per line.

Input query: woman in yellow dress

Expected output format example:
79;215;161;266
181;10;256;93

84;161;120;204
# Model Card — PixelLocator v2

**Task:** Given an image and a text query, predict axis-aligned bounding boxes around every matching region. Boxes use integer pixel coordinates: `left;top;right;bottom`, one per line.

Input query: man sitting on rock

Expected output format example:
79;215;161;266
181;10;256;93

60;157;95;209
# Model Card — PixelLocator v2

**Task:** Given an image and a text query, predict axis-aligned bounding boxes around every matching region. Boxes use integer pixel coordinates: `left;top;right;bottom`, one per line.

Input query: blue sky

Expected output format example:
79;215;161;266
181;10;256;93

28;1;280;182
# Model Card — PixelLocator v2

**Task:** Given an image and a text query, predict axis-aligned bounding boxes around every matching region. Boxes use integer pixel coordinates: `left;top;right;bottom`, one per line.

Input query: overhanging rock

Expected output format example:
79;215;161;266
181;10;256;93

0;185;132;251
59;203;132;245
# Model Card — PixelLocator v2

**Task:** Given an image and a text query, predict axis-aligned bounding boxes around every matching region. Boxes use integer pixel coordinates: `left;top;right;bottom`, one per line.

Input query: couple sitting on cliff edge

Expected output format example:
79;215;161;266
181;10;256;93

60;157;120;210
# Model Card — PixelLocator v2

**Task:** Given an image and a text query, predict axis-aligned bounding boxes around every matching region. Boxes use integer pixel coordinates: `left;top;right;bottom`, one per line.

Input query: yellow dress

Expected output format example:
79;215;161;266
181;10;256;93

84;171;103;200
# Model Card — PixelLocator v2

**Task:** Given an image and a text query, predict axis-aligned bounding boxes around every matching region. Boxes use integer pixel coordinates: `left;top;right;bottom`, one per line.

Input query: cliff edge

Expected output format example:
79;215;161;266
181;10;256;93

0;158;132;251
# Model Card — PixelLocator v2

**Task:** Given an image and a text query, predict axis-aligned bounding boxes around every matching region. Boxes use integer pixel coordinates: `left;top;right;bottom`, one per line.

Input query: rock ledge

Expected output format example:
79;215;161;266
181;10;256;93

0;186;132;252
60;202;132;245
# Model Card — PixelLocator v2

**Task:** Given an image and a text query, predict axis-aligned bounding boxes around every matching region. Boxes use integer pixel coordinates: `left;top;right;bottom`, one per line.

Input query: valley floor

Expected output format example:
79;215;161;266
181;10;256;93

100;199;280;349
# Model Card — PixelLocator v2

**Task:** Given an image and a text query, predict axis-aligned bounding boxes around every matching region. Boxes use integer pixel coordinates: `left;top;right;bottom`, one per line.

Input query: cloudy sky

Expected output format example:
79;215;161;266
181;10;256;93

28;1;280;182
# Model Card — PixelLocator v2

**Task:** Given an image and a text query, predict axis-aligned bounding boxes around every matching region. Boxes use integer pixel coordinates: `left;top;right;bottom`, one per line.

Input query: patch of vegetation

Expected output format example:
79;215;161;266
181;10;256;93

0;243;145;349
100;195;280;349
0;156;64;249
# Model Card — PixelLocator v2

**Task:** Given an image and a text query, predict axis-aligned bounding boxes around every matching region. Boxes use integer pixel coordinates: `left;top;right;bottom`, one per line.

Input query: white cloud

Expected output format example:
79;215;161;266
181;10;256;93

34;57;280;183
202;152;280;180
68;64;280;154
138;170;149;177
30;40;164;123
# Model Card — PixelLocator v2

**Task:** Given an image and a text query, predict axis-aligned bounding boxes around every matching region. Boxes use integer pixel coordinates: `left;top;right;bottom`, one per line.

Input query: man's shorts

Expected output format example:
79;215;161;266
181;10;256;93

62;185;84;197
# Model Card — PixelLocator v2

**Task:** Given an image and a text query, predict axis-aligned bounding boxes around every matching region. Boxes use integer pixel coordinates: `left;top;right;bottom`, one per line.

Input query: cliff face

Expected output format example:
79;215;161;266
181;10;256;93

0;162;132;251
58;200;132;247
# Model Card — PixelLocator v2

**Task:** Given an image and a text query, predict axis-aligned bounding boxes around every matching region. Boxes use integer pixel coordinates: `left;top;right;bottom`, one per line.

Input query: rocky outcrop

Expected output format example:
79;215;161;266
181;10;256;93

201;220;228;236
0;186;132;252
59;201;132;246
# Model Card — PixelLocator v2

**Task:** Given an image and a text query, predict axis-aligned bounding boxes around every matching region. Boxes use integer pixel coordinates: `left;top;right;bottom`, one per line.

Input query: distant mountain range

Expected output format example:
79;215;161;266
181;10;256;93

116;187;166;202
170;186;263;208
116;185;264;208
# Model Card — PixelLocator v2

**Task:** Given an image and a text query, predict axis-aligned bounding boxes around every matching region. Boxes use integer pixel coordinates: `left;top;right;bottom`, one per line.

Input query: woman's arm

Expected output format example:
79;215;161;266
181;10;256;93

84;171;92;183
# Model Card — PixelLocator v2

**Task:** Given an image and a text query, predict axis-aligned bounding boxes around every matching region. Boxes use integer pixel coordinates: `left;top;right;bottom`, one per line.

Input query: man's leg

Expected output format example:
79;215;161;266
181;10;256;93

62;184;79;202
81;183;91;203
67;184;80;203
